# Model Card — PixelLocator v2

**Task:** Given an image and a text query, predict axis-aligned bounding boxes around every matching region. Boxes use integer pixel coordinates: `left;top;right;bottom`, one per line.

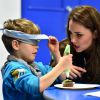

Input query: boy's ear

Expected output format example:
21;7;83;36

12;40;20;50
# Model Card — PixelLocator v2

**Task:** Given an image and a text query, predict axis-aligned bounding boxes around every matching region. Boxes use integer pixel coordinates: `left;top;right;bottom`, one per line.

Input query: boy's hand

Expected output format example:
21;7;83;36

48;36;59;53
48;36;61;64
58;54;72;71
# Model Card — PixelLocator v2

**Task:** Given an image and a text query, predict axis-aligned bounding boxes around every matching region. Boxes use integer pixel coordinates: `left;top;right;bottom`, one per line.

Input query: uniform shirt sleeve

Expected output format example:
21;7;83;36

4;62;41;96
12;69;40;96
35;62;62;84
3;61;62;97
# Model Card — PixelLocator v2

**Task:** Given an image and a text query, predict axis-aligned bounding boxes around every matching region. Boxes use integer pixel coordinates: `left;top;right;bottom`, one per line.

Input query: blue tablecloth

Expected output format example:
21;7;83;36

43;86;100;100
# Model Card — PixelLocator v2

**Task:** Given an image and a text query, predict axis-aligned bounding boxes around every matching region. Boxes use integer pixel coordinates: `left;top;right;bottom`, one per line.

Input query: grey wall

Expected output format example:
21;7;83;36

0;0;21;99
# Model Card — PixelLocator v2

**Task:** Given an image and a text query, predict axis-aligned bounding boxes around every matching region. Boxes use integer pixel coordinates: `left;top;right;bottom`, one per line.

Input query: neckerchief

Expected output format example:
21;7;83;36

1;55;42;77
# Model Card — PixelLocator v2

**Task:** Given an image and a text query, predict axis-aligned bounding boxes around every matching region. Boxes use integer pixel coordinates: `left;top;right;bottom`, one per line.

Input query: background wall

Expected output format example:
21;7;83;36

0;0;100;99
22;0;100;65
0;0;21;99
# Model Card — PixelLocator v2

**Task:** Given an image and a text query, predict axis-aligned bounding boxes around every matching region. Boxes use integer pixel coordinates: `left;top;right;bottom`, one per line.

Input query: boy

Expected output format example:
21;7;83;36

1;18;72;100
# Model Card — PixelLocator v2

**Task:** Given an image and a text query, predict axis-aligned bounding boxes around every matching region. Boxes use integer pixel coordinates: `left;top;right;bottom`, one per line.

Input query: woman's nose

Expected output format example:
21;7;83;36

71;35;77;43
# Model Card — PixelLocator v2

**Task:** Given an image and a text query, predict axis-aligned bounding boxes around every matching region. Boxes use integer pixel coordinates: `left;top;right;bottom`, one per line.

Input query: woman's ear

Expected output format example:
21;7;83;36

12;40;20;50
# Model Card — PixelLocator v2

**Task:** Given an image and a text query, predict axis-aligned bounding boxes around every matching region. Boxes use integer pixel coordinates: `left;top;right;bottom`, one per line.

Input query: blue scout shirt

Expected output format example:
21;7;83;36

1;61;61;100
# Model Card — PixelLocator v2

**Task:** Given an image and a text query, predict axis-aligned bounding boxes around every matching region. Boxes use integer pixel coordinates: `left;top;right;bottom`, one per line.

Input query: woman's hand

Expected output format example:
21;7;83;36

69;65;86;79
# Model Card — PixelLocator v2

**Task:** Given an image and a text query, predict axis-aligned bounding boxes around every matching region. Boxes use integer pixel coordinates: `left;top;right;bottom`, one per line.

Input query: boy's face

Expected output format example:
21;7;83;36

12;40;39;64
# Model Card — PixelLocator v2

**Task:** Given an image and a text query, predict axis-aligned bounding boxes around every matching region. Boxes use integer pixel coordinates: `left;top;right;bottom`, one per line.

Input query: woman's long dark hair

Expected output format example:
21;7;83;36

67;6;100;83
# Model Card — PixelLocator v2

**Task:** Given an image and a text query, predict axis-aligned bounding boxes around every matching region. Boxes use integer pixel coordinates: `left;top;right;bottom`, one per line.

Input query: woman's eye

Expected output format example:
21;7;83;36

77;34;82;38
69;31;72;36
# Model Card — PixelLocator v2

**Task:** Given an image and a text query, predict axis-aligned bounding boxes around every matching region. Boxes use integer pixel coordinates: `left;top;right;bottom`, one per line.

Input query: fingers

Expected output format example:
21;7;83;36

58;54;73;71
49;36;58;43
70;68;81;78
62;54;72;63
69;71;81;79
48;36;59;52
74;66;86;73
49;36;57;40
69;66;86;79
69;74;76;79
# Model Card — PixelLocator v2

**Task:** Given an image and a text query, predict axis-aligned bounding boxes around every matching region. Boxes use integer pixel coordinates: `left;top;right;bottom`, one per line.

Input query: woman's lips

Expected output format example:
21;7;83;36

73;45;80;50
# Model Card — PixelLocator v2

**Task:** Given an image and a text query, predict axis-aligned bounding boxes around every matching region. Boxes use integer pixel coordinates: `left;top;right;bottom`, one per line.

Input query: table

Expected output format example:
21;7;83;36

43;86;100;100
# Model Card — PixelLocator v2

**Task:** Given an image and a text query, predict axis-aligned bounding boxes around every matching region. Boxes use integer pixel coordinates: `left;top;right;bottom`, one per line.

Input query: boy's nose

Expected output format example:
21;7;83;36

35;46;39;49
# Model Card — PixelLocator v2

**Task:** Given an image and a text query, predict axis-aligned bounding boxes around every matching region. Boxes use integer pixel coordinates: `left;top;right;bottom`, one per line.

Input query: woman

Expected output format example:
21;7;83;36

66;5;100;84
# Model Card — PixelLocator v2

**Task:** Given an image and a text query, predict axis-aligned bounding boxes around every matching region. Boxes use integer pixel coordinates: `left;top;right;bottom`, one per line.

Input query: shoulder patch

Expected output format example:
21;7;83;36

11;69;25;80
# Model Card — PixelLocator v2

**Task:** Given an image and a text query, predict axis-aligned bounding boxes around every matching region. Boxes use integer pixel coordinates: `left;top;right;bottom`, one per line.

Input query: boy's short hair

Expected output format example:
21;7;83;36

2;18;40;54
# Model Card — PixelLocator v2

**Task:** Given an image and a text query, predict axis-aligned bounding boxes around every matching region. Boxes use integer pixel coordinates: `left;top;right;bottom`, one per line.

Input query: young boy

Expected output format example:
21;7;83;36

1;18;72;100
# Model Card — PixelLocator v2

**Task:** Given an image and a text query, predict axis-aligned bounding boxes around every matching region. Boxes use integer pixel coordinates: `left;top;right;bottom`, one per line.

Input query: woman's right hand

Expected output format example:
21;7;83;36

69;65;86;79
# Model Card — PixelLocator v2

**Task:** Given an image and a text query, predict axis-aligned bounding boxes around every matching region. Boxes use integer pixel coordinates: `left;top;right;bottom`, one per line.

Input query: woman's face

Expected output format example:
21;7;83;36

68;20;94;52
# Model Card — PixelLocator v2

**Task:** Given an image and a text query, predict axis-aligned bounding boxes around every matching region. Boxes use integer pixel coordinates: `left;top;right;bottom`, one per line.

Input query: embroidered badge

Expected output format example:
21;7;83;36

11;69;25;80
